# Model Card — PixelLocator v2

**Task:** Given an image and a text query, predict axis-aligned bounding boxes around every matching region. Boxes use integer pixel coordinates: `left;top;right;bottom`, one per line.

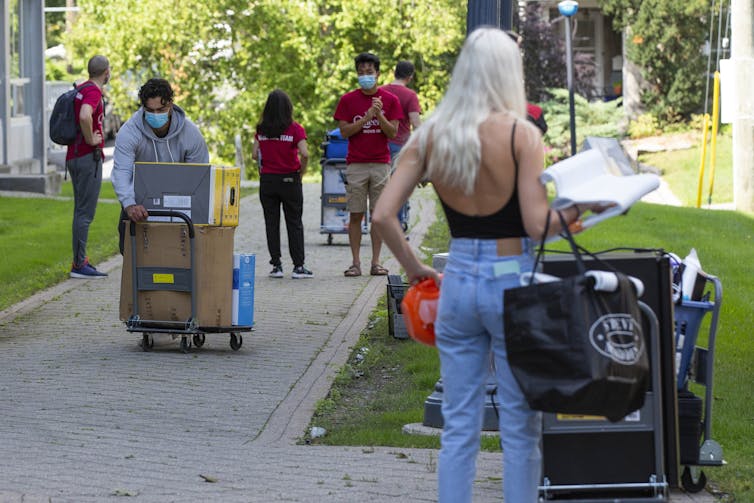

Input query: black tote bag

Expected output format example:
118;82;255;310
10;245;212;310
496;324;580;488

503;212;649;422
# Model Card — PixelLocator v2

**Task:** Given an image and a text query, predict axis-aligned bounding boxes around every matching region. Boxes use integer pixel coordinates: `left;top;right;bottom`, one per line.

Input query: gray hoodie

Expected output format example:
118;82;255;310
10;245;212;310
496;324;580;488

111;104;209;208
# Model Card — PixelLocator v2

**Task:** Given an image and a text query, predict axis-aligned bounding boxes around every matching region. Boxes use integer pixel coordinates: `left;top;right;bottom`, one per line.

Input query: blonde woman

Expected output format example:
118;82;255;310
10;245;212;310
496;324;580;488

372;27;605;502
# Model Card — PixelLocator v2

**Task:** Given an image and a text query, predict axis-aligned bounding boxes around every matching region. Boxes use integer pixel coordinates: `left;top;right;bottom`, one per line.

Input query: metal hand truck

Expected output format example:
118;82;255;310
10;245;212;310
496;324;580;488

125;210;253;353
673;272;724;492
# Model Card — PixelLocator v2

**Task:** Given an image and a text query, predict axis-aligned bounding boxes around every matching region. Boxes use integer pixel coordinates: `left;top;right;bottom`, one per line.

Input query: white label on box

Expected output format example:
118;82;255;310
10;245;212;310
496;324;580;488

163;194;192;208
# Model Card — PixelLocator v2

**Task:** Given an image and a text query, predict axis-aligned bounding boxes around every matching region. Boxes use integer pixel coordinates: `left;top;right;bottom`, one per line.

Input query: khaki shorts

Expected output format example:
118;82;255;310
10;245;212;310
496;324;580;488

345;163;391;213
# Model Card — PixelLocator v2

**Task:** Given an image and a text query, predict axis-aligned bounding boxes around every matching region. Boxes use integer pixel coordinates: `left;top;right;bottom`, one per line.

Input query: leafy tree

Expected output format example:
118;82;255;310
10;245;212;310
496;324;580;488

518;2;597;103
598;0;709;122
63;0;465;173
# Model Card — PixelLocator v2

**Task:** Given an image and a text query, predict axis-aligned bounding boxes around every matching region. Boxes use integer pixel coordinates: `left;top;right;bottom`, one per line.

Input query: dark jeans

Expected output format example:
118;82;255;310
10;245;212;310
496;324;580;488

67;152;103;266
259;172;305;267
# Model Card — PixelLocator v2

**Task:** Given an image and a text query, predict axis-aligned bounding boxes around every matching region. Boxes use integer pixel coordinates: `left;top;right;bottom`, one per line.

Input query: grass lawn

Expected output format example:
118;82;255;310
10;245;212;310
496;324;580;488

309;199;754;500
0;193;121;311
0;180;258;312
640;131;733;208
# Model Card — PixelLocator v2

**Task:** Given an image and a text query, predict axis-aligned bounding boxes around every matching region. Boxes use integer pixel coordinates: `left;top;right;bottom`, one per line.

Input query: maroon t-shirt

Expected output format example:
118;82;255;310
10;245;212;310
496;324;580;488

333;87;403;164
381;84;421;146
255;121;307;175
66;81;104;161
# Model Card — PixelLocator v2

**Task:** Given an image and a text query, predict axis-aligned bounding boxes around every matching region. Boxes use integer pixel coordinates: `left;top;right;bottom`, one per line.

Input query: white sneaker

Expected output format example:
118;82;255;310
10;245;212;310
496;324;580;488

269;265;284;278
292;266;313;279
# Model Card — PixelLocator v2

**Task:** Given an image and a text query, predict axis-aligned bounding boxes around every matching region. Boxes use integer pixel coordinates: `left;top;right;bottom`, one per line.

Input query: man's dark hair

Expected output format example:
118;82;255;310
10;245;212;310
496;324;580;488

354;52;380;72
256;89;293;138
394;61;414;80
138;78;174;107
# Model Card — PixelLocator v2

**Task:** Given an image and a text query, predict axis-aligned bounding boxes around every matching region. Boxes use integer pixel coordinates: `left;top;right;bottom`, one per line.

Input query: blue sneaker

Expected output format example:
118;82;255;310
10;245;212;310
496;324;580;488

70;262;108;279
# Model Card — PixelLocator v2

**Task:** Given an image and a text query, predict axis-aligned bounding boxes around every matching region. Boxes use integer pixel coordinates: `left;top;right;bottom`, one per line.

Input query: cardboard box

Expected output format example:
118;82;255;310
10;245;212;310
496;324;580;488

134;163;240;226
232;253;255;326
120;222;235;327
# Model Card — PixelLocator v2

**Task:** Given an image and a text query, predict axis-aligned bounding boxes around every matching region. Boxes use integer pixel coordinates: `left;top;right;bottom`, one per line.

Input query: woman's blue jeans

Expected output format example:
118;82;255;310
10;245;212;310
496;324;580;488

435;238;542;503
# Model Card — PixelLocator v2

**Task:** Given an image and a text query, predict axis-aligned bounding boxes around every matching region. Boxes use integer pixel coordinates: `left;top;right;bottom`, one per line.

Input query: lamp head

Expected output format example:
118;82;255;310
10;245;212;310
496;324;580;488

558;0;579;17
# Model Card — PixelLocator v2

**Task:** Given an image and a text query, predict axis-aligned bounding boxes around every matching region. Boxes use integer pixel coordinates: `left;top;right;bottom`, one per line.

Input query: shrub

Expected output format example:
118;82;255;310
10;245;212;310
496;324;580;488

541;88;626;164
628;113;661;139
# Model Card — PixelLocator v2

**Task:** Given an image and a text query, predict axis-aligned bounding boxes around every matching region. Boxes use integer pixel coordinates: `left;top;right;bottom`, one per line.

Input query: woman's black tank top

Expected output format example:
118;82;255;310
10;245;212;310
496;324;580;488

437;121;526;239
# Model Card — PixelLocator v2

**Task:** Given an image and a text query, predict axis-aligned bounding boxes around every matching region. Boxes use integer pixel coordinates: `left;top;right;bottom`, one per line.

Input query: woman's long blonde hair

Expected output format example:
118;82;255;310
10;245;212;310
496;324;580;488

407;27;527;194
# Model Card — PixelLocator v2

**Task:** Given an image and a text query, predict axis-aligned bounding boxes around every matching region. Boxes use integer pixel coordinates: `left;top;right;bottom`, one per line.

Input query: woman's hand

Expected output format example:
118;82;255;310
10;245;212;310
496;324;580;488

406;264;441;287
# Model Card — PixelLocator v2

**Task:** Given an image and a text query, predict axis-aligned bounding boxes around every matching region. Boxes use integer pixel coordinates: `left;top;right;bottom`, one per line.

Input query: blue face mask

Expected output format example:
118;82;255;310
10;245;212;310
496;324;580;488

145;111;169;129
358;74;377;90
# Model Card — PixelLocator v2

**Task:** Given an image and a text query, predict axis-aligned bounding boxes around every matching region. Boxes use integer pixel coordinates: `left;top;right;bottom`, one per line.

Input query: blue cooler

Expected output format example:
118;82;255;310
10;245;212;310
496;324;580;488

324;128;348;160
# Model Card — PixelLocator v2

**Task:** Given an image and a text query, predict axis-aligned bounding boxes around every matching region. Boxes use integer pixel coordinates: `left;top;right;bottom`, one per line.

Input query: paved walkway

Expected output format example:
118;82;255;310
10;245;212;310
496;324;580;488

0;183;716;502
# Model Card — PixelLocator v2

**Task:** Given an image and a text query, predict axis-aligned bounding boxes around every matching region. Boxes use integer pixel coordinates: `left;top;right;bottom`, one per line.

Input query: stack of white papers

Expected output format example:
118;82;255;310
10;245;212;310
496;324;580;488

540;149;660;229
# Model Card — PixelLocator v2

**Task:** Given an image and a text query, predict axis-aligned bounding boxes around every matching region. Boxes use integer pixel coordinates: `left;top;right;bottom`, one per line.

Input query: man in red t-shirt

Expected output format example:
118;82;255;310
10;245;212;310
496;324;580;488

382;60;422;159
66;55;110;279
334;52;403;277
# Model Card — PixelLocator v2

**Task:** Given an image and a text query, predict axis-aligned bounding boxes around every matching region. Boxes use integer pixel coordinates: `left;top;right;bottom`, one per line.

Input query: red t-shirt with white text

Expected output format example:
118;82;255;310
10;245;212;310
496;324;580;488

255;121;307;175
381;84;421;146
333;88;403;164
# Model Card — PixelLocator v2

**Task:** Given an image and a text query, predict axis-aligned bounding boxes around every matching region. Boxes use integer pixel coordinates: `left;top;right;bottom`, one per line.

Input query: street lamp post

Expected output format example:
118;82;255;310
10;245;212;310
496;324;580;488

559;0;579;156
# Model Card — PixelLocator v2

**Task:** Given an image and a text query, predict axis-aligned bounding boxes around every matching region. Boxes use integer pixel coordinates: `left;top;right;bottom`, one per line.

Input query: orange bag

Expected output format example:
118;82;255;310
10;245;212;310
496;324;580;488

401;277;441;346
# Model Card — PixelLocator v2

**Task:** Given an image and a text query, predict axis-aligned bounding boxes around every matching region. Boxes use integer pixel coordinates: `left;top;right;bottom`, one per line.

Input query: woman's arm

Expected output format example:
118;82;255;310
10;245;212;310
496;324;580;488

372;142;439;284
297;139;309;176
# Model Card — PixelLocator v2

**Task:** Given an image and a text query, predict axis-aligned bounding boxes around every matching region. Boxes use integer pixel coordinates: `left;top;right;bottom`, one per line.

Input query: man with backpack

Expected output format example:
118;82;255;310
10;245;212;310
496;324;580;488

65;55;111;279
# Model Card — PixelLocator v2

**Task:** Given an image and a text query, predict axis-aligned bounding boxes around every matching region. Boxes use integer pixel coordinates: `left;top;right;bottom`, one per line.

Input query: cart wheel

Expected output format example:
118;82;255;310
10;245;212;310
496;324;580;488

327;234;333;245
681;466;707;493
230;333;243;351
192;334;206;348
141;333;154;352
180;336;192;353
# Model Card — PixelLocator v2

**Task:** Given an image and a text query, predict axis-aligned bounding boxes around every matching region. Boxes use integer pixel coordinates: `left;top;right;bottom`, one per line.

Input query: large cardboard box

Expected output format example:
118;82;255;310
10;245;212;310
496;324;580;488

134;163;240;226
120;222;235;327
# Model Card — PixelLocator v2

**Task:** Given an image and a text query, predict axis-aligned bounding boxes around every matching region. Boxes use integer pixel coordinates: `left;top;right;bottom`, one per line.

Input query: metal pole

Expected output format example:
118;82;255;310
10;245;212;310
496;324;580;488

565;18;576;155
559;1;579;156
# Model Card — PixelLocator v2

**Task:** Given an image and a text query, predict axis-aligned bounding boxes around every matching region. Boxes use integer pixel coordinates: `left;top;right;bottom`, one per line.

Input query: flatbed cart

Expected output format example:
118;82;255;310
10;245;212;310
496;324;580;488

125;210;253;353
539;302;669;502
673;272;724;493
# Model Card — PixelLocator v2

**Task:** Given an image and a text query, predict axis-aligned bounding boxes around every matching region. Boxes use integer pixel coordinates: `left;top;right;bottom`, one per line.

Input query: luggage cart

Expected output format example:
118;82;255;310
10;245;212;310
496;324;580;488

319;129;409;244
673;272;724;492
320;158;367;245
125;210;253;353
539;302;669;502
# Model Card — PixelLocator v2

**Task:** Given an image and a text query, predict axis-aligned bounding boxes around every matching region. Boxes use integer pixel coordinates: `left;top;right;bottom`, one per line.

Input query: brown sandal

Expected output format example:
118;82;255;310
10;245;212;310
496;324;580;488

344;264;362;277
370;264;389;276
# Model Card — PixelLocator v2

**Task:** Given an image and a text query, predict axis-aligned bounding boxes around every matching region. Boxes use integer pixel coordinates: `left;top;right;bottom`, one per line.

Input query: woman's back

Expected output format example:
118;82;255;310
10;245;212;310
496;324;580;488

432;112;541;223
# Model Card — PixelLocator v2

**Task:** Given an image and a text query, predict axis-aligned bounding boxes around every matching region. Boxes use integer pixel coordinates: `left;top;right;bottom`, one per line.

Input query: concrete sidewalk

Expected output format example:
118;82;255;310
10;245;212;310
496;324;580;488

0;183;716;502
